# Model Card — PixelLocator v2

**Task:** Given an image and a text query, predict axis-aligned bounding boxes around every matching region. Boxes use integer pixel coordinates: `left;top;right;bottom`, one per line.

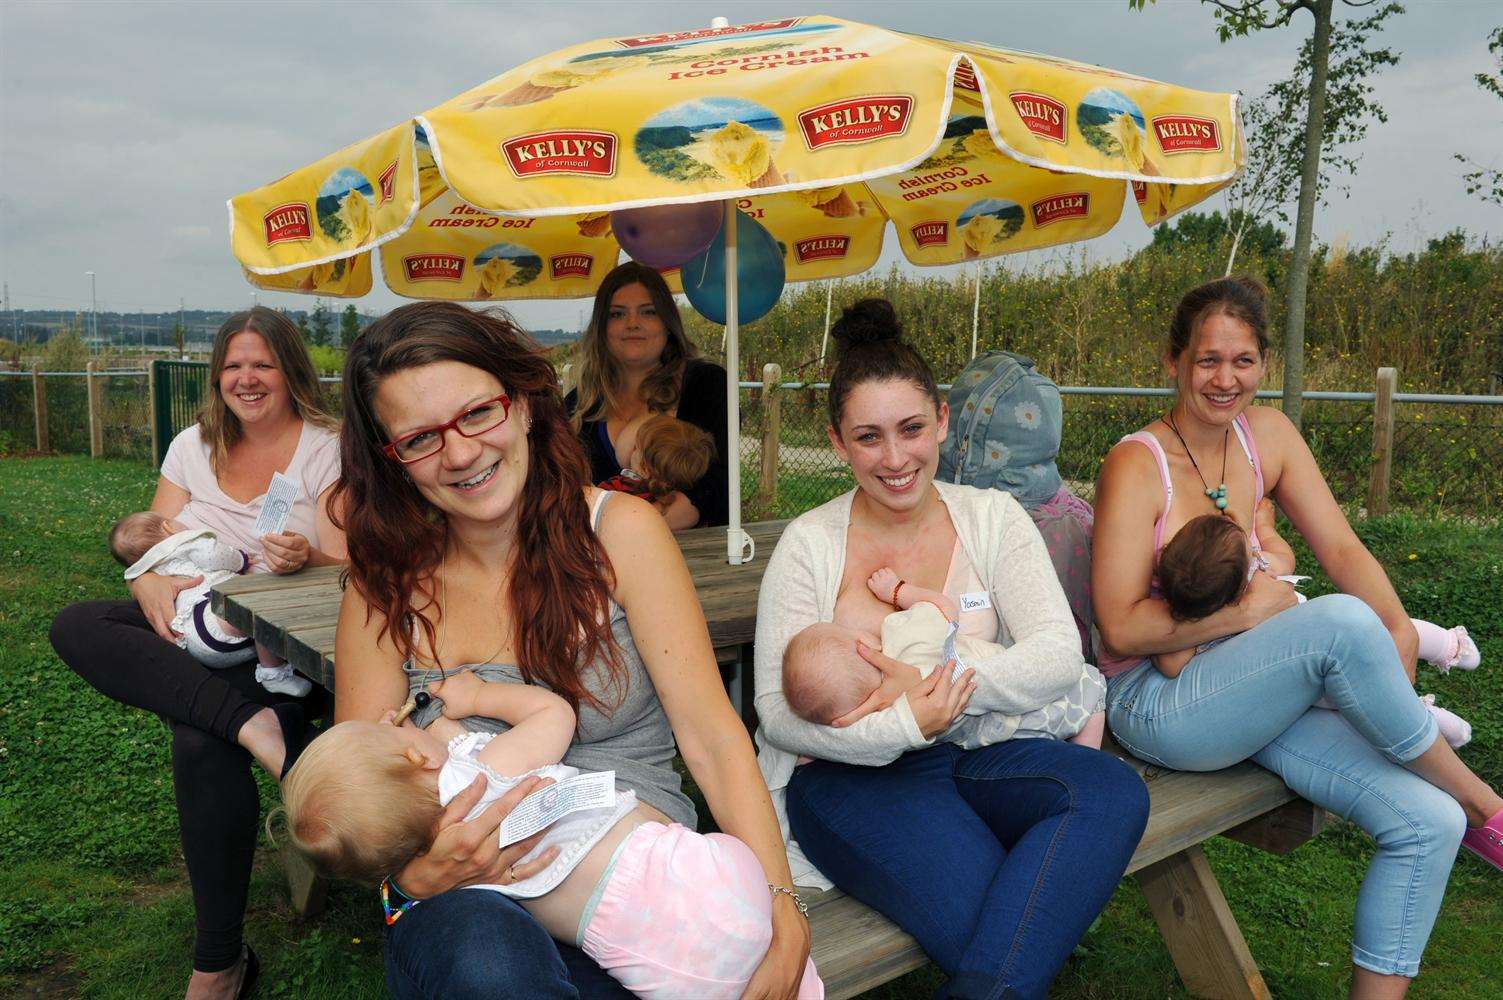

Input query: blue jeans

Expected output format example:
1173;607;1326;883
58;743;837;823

787;738;1149;1000
384;886;632;999
1108;594;1465;977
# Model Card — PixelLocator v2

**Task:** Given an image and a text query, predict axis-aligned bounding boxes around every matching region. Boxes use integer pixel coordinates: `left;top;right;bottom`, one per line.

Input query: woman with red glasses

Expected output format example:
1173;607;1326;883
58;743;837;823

50;307;345;999
331;302;811;999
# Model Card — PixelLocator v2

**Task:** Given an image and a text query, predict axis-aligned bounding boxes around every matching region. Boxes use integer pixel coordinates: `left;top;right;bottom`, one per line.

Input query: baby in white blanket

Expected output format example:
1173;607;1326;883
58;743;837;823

109;511;310;696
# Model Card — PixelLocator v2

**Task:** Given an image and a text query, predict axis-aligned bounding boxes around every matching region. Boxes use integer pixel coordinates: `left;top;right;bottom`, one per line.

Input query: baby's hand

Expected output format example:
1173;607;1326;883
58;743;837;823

868;567;901;605
1254;497;1278;533
429;670;484;719
931;594;961;623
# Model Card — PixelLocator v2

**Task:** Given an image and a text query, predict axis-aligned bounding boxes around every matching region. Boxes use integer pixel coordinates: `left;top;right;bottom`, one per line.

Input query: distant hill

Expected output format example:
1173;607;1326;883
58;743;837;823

4;309;579;350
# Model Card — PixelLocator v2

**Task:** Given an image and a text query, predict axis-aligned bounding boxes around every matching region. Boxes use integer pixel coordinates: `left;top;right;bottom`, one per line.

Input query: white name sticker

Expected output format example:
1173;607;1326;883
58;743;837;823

959;591;992;613
498;770;617;848
252;471;299;538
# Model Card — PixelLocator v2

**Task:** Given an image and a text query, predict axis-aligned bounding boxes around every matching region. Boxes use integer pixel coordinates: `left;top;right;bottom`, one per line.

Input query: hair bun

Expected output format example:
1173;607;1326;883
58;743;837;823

831;298;904;354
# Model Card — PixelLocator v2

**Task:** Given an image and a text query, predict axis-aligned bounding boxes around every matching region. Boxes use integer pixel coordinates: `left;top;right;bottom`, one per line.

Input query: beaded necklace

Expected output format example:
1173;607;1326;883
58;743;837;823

1163;412;1230;513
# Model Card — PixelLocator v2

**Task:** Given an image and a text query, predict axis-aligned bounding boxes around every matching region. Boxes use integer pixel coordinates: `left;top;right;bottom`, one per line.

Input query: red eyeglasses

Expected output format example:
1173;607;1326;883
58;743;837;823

382;393;511;464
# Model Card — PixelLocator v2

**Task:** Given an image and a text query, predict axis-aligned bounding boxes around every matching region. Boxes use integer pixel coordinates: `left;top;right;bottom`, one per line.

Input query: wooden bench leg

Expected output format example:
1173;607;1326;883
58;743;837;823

282;841;329;918
1135;845;1270;1000
1223;799;1328;855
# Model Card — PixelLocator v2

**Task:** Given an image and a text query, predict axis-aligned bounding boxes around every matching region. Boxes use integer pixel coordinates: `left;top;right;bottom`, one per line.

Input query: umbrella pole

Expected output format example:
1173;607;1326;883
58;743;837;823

819;280;833;367
970;262;983;360
723;198;751;565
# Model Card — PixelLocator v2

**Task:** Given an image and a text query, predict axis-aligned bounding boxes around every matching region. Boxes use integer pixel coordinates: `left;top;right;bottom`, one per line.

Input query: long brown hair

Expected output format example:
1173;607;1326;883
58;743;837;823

197;307;337;473
1166;277;1270;361
333;303;622;712
571;262;699;430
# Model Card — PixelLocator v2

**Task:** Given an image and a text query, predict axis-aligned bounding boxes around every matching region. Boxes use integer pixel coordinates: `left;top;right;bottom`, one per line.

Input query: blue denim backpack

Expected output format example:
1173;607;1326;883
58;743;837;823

938;351;1064;507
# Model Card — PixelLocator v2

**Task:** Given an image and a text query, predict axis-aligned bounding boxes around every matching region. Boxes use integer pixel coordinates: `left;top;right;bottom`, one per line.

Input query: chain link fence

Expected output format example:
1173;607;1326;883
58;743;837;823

736;382;1503;522
5;368;1501;522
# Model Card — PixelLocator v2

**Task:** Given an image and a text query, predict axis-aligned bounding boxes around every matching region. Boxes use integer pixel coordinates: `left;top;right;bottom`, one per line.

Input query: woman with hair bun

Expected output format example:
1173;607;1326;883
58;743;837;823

1092;276;1502;993
754;298;1149;999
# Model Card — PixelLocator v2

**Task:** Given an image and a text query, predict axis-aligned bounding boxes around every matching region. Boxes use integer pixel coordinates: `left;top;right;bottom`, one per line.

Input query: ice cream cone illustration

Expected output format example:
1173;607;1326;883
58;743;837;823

961;214;1004;259
475;256;521;298
706;121;783;188
297;260;339;292
1111;113;1159;176
576;212;613;238
341;190;373;247
471;58;638;109
960;129;997;159
798;185;858;218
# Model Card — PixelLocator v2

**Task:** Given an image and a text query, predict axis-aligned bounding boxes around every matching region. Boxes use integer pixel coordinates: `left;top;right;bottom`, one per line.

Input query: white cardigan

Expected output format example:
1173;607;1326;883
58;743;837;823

753;482;1086;887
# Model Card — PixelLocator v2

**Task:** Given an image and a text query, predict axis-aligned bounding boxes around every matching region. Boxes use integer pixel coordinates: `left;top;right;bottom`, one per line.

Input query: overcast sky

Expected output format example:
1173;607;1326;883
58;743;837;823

2;0;1499;332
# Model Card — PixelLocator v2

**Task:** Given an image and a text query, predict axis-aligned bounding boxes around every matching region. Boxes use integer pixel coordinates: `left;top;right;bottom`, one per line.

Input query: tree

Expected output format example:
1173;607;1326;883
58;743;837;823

308;300;333;347
1132;0;1403;429
294;312;313;342
340;304;361;347
1150;209;1286;262
1456;26;1503;206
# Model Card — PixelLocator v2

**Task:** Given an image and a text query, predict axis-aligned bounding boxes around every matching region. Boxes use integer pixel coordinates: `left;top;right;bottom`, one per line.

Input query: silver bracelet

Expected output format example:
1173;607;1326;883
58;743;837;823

768;883;808;916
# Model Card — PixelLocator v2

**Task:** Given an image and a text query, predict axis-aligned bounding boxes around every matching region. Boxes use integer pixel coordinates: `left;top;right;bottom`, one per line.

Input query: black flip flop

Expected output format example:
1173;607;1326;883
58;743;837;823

272;702;314;780
235;944;260;999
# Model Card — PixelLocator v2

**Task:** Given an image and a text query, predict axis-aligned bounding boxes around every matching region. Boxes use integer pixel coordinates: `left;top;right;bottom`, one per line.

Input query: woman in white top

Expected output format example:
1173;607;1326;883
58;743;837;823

754;299;1150;1000
50;307;345;1000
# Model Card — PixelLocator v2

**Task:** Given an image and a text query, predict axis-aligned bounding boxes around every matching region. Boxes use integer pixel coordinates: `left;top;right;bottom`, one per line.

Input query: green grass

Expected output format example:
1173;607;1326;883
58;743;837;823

2;457;1500;997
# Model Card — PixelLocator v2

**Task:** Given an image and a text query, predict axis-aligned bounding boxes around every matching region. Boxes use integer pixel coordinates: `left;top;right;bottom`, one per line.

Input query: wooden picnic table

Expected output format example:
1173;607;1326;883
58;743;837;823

213;518;1319;1000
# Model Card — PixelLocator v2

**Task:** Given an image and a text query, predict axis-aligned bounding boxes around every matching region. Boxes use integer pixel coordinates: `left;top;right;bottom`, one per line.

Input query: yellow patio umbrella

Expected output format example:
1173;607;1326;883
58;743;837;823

228;14;1244;563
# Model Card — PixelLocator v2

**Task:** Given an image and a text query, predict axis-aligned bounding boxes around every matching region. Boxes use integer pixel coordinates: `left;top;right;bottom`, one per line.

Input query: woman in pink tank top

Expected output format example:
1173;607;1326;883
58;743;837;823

1091;277;1502;991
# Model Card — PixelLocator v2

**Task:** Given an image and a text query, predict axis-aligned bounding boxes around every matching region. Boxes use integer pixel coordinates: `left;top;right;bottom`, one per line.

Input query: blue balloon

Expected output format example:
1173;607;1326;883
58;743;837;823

681;209;786;326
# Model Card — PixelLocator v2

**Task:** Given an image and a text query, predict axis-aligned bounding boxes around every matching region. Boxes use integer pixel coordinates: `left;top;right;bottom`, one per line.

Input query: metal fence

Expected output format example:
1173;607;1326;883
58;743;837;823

736;381;1503;522
5;367;1501;522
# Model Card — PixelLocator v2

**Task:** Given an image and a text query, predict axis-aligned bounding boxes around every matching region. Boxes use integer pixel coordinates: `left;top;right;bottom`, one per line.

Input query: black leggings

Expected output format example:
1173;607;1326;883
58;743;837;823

50;599;323;973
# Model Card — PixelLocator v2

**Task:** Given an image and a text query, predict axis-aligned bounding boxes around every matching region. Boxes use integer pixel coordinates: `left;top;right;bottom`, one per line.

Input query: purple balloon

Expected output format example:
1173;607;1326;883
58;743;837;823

610;202;724;269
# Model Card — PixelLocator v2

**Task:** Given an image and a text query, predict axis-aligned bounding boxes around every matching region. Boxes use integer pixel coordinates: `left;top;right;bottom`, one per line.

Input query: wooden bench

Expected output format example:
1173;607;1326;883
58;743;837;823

215;521;1324;1000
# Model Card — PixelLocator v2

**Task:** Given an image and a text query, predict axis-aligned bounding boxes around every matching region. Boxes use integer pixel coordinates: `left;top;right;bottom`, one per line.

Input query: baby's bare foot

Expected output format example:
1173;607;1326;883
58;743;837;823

868;567;901;605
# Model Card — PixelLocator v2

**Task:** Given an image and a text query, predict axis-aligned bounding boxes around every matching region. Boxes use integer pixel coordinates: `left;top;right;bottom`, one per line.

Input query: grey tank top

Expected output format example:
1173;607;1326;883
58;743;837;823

403;491;696;828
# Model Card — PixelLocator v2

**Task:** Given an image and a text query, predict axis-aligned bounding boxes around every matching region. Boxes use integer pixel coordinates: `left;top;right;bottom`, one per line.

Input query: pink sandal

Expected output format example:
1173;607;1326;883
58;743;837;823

1462;807;1503;873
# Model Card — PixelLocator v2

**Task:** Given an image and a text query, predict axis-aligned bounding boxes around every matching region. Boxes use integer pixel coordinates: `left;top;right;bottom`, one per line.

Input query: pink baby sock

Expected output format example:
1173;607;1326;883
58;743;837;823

1413;620;1481;673
1421;694;1472;749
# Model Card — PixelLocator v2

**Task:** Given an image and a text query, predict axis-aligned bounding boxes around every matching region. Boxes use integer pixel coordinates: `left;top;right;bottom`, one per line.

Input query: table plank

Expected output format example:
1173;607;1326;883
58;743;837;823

211;522;789;685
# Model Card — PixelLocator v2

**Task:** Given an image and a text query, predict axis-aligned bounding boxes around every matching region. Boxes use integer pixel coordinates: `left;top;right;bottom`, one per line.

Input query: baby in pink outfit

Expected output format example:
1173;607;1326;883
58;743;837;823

283;670;823;1000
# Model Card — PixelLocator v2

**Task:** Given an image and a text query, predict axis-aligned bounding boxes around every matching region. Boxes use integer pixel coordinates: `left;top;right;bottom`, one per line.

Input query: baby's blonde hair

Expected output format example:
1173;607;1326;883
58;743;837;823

782;623;881;725
280;721;444;884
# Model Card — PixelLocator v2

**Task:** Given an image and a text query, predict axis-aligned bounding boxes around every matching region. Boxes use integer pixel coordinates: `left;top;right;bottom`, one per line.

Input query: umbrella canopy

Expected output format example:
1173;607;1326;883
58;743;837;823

228;14;1244;560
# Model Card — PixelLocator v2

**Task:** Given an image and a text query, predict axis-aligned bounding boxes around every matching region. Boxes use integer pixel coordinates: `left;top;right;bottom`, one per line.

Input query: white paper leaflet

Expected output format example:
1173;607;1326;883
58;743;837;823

499;770;617;848
941;619;969;682
252;471;300;537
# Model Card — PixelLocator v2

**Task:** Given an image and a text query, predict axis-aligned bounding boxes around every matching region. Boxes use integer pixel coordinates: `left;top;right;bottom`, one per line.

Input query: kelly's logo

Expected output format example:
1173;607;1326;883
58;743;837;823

953;59;981;93
549;253;594;279
502;131;617;178
403;253;465;282
798;96;913;150
615;18;802;48
1132;180;1149;205
263;203;311;245
1009;92;1067;144
1151;115;1221;154
1030;192;1090;228
793;235;850;263
910;221;949;247
378;160;398;206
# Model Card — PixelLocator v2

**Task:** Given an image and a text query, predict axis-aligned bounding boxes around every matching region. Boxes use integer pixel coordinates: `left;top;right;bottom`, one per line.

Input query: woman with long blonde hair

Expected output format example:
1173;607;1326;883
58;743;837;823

51;307;346;999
